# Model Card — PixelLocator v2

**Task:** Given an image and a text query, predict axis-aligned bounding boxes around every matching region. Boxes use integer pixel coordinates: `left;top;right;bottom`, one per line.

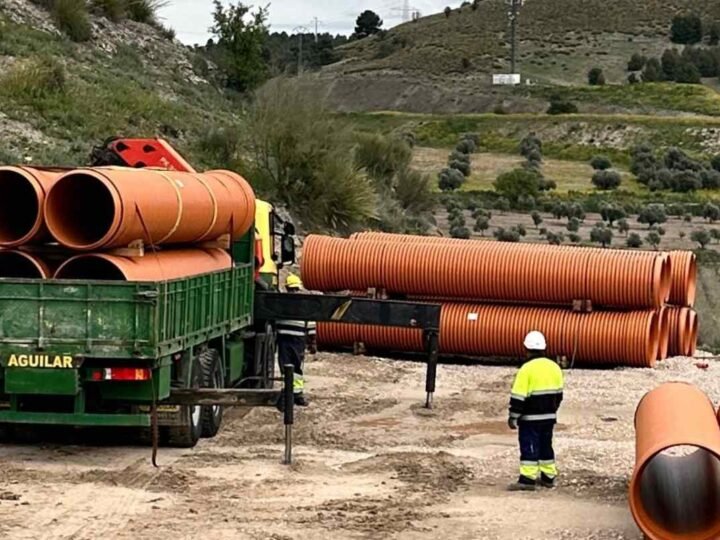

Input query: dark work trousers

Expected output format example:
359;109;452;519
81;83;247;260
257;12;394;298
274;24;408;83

277;335;305;394
518;421;557;482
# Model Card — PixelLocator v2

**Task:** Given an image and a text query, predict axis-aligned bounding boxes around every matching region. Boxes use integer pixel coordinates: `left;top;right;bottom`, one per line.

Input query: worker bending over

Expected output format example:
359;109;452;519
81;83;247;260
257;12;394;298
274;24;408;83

507;331;564;491
276;274;317;407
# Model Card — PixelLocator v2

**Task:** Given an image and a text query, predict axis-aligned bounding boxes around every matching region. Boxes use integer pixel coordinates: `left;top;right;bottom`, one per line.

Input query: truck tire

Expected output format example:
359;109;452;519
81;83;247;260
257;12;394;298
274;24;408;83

165;357;203;448
199;348;223;438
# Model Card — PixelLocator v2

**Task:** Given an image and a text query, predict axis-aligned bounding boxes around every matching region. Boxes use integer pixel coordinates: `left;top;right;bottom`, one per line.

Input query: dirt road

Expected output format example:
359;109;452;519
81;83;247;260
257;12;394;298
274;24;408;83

0;352;717;539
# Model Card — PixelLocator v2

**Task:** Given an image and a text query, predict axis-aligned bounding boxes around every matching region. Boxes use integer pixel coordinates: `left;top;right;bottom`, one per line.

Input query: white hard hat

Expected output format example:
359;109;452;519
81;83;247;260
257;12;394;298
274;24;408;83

524;331;547;351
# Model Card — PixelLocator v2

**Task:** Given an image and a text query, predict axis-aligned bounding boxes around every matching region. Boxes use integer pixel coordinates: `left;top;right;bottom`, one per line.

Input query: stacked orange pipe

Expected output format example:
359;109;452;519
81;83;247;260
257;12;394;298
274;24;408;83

0;250;52;279
303;235;671;309
667;251;697;307
0;166;63;248
319;304;659;367
630;383;720;539
44;167;256;251
54;249;231;282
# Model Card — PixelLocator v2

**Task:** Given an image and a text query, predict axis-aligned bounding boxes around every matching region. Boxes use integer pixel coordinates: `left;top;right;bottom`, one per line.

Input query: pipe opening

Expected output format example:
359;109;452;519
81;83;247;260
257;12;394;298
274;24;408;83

638;445;720;537
0;170;41;245
45;174;116;248
55;257;126;281
0;251;46;278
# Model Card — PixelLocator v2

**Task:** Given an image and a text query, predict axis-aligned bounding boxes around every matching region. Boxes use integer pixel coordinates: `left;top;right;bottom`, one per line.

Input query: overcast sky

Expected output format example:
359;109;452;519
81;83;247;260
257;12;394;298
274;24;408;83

159;1;456;44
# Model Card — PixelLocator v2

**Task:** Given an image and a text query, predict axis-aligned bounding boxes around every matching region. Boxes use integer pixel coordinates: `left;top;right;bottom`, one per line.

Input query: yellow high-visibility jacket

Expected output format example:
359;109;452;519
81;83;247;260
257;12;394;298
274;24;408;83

509;357;564;423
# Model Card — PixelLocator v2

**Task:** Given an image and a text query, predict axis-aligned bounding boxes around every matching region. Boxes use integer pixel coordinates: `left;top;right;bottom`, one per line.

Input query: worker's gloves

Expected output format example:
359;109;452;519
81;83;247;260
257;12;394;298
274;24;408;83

507;417;518;430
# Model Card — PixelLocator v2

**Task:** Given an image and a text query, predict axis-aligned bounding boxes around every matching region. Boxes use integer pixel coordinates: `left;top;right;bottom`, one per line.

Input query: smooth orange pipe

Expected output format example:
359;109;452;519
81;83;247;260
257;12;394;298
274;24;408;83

630;382;720;540
44;167;256;250
54;249;231;281
319;303;659;367
0;250;51;278
0;166;63;247
668;251;697;307
303;235;671;309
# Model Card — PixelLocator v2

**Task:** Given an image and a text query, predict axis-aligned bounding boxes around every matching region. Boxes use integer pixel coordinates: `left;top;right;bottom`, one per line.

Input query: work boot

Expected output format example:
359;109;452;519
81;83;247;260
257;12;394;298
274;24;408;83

294;394;309;407
507;476;536;492
539;474;556;489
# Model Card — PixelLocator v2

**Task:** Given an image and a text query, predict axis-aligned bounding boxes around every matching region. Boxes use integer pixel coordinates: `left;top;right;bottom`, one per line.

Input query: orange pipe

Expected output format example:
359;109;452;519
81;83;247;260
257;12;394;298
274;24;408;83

54;249;231;281
667;307;691;357
44;167;256;250
668;251;697;307
656;307;670;361
303;235;671;309
0;250;51;278
684;310;698;357
630;382;720;540
0;166;63;247
319;303;659;367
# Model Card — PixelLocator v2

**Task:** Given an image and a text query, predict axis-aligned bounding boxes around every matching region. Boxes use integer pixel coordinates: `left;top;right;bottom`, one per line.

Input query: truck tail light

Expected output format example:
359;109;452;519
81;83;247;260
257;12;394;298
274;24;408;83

91;368;151;381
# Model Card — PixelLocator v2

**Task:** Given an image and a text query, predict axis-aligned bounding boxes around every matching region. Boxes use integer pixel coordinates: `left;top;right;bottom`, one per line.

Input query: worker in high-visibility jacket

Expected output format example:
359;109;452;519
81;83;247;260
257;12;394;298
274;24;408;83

507;331;564;491
276;274;316;407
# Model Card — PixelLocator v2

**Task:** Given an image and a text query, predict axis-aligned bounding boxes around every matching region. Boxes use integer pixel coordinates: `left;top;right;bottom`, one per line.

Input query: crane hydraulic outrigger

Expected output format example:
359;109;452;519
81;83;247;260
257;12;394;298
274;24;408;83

87;137;442;464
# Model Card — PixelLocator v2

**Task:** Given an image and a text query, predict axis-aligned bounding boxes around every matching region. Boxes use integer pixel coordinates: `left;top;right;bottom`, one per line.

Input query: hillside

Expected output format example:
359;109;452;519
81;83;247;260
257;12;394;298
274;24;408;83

0;0;239;169
311;0;720;113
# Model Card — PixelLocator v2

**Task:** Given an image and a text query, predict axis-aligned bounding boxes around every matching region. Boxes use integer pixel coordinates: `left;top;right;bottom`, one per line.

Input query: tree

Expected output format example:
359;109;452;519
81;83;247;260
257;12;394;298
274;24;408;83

520;133;542;157
642;58;664;82
439;168;465;191
638;204;667;228
546;231;564;245
493;227;520;242
703;202;720;222
531;211;543;228
551;202;567;219
661;49;682;80
515;224;528;237
671;14;703;44
617;218;630;236
547;95;579;114
711;229;720;243
450;226;471;239
626;233;643;248
674;61;702;84
590;224;613;248
701;169;720;189
590;156;612;170
628;73;640;84
592;170;622;190
709;22;720;45
673;170;703;192
567;203;586;222
456;139;477;154
449;159;471;177
588;67;605;86
628;54;647;71
568;233;581;244
600;204;626;226
691;229;712;249
496;197;511;213
712;155;720;172
474;216;490;236
646;231;662;250
354;10;382;38
211;1;269;92
493;168;540;204
566;217;580;233
444;6;452;17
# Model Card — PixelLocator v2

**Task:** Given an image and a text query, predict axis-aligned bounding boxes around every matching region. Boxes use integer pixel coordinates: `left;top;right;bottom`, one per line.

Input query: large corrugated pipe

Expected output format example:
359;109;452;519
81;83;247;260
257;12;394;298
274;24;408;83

656;307;670;361
54;249;231;281
303;235;671;309
668;251;697;307
630;383;720;539
685;309;698;357
0;250;51;278
666;307;699;358
0;166;64;247
319;303;659;367
44;167;256;250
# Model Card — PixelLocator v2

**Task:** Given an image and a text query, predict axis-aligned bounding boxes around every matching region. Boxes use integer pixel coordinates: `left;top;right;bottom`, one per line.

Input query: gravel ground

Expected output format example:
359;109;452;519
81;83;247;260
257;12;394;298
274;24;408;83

0;351;717;539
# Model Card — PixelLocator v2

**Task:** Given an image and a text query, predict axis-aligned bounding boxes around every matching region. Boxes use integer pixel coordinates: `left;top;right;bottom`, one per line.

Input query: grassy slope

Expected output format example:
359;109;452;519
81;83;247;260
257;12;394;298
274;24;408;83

0;11;240;169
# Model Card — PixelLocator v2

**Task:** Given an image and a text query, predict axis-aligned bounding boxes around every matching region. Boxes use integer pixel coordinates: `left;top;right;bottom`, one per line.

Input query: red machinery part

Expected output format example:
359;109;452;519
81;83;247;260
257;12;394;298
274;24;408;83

54;249;231;282
630;382;720;540
101;138;197;173
0;166;64;247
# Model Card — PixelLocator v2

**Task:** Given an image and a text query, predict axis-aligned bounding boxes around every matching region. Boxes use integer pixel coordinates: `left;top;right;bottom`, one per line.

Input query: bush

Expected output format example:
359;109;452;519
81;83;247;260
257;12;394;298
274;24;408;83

125;0;165;23
538;178;557;191
568;233;581;244
546;231;564;245
701;169;720;189
588;67;605;86
531;211;543;228
515;224;527;237
456;139;477;154
91;0;125;21
566;202;586;222
439;168;465;191
449;159;471;177
638;204;667;228
674;60;702;84
449;214;466;229
627;53;647;71
711;229;720;243
691;229;712;248
444;6;452;17
395;168;434;217
53;0;92;42
450;226;471;239
590;155;612;170
590;224;613;248
520;133;542;157
463;133;480;146
1;56;67;99
617;218;630;236
493;168;541;203
626;233;643;248
547;95;578;115
671;13;703;44
198;127;241;170
517;194;536;211
355;133;412;185
710;22;720;45
539;227;548;237
667;203;686;216
646;231;661;249
494;227;521;242
672;170;703;192
703;203;720;222
474;216;490;235
628;73;640;84
642;58;664;82
592;170;621;190
496;197;511;213
600;204;626;226
449;150;471;164
566;217;580;233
